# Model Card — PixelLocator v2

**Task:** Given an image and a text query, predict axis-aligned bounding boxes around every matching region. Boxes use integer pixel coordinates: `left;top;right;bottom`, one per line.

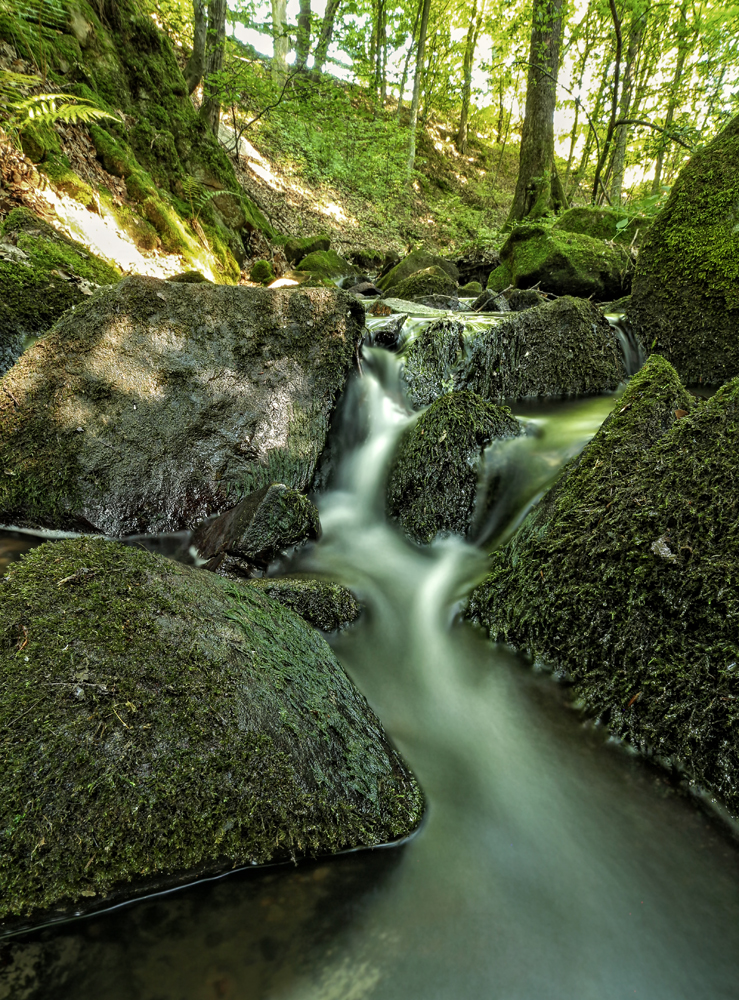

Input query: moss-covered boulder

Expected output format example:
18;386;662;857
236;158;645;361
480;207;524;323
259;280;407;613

385;266;457;302
246;577;362;632
0;537;423;925
387;391;521;544
629;114;739;385
296;250;357;282
193;483;320;575
459;280;483;296
0;277;363;534
402;297;625;409
553;206;650;245
284;235;331;265
250;259;276;284
487;223;632;300
469;355;739;817
377;250;459;292
0;208;121;376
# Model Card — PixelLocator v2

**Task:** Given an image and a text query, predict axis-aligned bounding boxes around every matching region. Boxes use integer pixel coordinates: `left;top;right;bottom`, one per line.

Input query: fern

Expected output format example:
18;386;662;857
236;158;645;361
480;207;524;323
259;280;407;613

0;70;119;146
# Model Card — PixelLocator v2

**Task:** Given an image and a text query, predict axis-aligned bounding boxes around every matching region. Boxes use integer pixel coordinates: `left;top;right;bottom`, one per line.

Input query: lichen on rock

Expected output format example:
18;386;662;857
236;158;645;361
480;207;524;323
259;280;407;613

0;537;423;925
468;354;739;818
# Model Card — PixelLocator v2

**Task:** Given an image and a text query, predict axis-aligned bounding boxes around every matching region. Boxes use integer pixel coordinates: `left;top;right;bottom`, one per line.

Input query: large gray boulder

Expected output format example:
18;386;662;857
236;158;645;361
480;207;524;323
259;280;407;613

629;113;739;384
0;537;423;927
0;277;363;534
402;297;625;409
468;355;739;818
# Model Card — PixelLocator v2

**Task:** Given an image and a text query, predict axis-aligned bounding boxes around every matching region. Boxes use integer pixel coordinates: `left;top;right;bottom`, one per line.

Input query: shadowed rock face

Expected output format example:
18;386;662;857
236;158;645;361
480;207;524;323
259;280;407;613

0;537;423;928
468;355;739;818
0;277;364;534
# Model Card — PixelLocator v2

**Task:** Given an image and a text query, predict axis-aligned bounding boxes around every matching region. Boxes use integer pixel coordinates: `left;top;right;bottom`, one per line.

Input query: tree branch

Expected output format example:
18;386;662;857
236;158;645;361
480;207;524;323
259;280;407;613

614;118;695;152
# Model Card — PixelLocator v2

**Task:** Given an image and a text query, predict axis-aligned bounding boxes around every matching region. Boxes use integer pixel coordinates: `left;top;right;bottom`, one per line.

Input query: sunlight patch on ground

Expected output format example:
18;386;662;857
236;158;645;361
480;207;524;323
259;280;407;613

39;186;219;281
317;200;350;223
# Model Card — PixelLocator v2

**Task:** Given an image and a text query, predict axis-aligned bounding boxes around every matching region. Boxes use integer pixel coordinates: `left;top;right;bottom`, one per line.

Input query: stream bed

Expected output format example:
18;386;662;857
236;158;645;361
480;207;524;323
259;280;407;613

2;315;739;999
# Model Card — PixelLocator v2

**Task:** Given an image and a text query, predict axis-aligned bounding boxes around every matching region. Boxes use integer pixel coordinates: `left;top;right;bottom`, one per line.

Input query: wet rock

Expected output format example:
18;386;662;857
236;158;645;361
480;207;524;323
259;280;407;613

410;294;461;311
471;289;510;313
0;207;121;376
0;537;423;927
345;281;381;297
402;297;625;408
192;483;320;573
0;277;363;534
507;288;547;312
295;250;358;282
246;577;362;632
387;390;522;544
384;266;457;301
629;113;739;385
487;223;633;300
468;355;739;819
377;250;459;293
553;205;650;245
348;249;385;271
365;313;407;351
284;234;331;265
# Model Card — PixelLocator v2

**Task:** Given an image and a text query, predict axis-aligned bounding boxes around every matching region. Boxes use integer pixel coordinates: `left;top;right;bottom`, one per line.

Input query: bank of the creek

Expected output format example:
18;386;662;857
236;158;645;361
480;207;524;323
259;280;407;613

2;309;739;998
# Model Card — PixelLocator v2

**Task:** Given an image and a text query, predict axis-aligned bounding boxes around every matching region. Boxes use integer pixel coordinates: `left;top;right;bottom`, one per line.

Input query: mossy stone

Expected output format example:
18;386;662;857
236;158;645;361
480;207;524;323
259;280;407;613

0;537;423;925
284;235;331;265
553;206;651;245
384;266;457;301
469;354;739;817
387;390;521;544
250;259;276;284
487;223;633;299
459;281;483;295
377;250;459;292
0;208;121;376
246;577;362;632
0;278;364;534
629;112;739;385
296;250;356;281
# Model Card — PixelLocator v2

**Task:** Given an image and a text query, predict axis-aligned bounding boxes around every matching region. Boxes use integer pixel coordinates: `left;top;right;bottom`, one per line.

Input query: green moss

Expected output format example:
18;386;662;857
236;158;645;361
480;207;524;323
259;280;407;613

201;223;241;284
296;250;356;280
468;356;739;817
553;206;650;245
40;157;97;208
0;537;423;921
386;266;457;301
246;577;362;632
377;250;459;292
488;223;633;300
459;281;482;295
250;259;276;284
0;208;121;364
284;235;331;264
629;112;739;384
387;390;521;543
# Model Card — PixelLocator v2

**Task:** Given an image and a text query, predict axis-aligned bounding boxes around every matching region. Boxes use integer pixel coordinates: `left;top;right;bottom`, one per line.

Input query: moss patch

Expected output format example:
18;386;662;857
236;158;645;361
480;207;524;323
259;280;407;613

387;390;521;544
469;355;739;816
296;250;357;280
246;577;362;632
629;113;739;384
0;537;423;923
250;259;276;284
487;223;633;300
385;266;457;301
553;206;650;245
377;250;459;292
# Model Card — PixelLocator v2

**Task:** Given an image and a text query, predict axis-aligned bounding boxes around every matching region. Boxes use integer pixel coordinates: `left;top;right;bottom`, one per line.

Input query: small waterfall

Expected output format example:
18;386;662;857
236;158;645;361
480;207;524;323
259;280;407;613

605;311;646;376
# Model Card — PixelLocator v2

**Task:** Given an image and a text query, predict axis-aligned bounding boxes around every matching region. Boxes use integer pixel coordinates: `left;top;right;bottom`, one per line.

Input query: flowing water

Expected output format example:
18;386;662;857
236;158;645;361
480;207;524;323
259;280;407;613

3;336;739;1000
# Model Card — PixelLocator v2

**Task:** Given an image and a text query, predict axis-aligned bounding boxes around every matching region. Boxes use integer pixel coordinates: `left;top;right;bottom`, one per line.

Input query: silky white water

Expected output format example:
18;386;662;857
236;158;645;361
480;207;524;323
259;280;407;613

4;349;739;1000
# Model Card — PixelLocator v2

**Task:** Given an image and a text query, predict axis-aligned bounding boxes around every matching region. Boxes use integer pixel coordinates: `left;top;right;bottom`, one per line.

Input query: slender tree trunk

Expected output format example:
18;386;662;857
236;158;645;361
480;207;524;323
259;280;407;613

651;0;689;194
271;0;289;86
496;78;504;142
456;0;485;153
568;57;610;199
591;0;623;204
200;0;227;133
398;0;422;120
406;0;432;179
313;0;340;73
185;0;207;95
610;10;645;204
295;0;312;70
507;0;566;224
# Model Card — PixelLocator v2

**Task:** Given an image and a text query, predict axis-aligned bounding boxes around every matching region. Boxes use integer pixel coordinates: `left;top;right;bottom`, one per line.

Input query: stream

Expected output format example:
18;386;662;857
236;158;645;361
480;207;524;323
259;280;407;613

3;306;739;999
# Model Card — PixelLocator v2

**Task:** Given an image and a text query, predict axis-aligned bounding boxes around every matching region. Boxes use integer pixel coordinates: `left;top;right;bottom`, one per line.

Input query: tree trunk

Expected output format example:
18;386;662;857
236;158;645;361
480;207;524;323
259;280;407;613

185;0;207;95
506;0;566;224
567;57;610;199
398;0;422;120
651;0;689;195
313;0;340;73
591;0;623;204
610;10;645;204
199;0;227;134
295;0;312;70
406;0;432;179
456;0;484;153
496;78;504;143
271;0;289;86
